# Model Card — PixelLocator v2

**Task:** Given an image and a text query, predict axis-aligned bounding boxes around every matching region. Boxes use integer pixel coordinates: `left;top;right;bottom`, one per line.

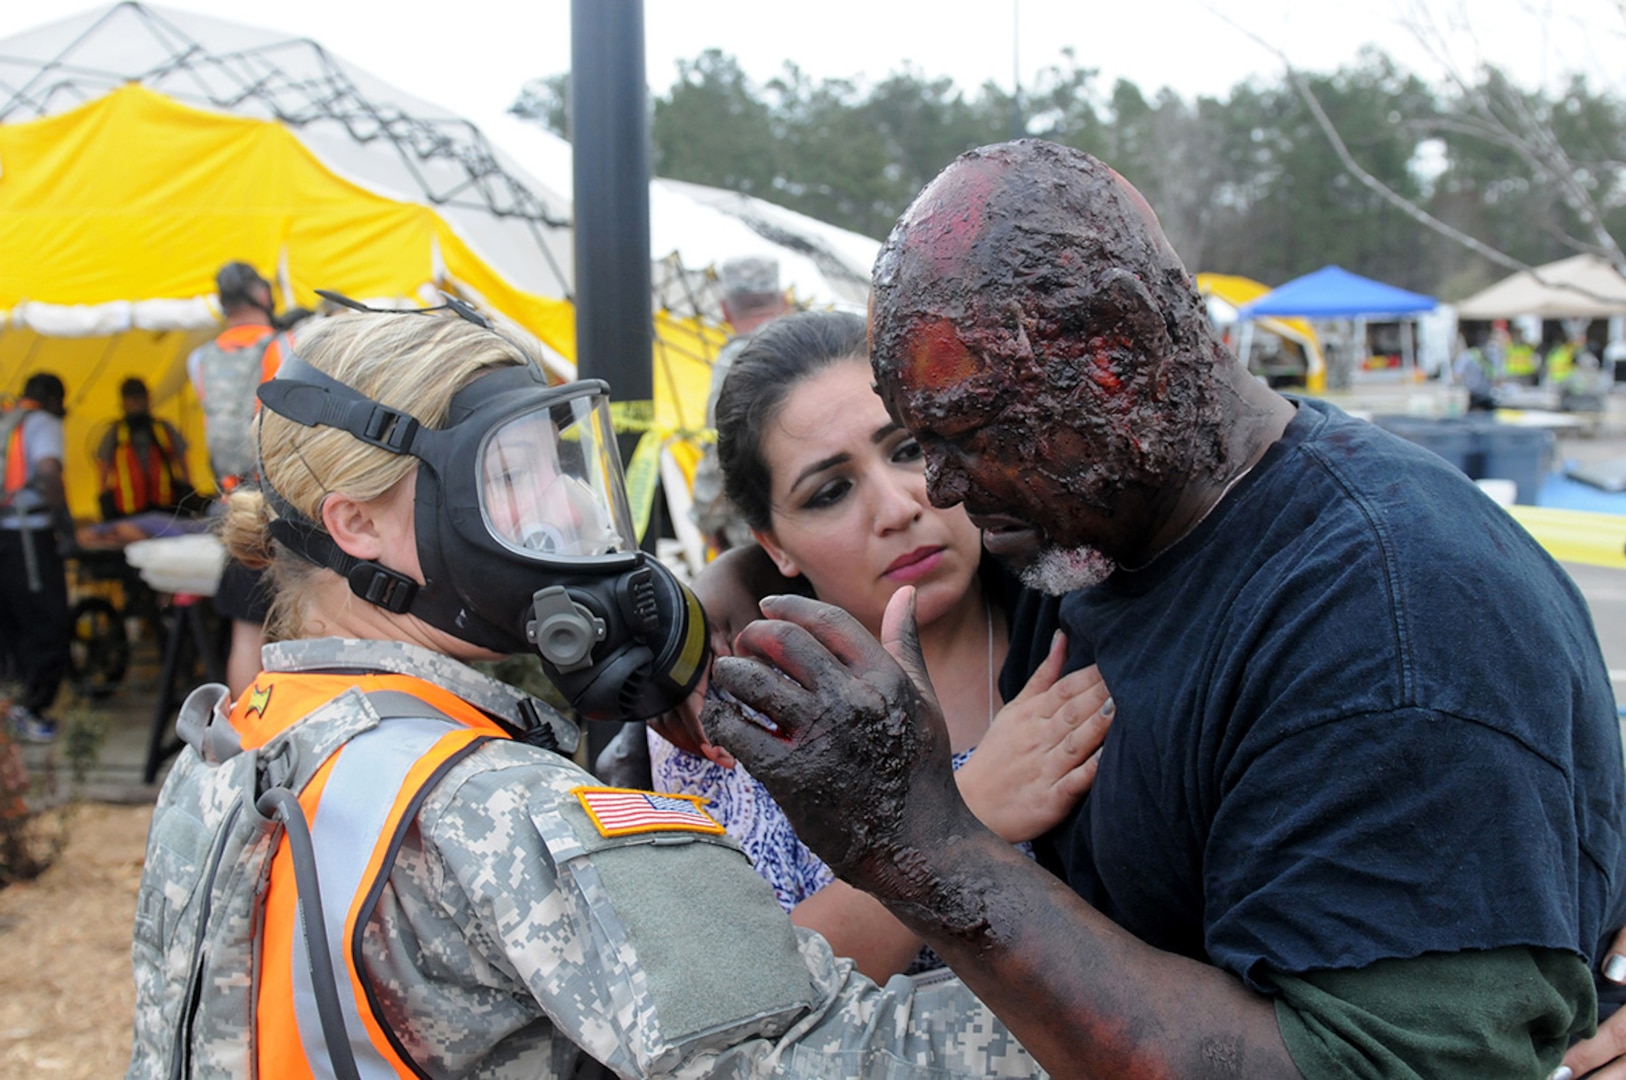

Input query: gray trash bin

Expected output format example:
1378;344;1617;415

1468;417;1555;506
1372;415;1554;505
1372;415;1478;476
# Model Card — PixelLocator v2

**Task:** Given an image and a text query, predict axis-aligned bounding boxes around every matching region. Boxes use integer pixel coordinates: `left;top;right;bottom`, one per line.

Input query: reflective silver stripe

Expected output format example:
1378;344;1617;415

290;716;456;1079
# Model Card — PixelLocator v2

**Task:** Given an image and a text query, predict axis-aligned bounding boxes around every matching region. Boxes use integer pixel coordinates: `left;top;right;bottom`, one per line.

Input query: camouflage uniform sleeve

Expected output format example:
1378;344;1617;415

419;741;1046;1079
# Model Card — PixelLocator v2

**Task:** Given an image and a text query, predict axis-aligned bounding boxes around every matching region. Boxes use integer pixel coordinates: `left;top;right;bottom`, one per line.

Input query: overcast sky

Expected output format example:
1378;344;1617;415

4;0;1624;133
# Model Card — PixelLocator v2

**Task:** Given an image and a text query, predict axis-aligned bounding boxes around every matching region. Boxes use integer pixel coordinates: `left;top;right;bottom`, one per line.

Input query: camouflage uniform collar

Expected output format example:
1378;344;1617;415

261;637;576;745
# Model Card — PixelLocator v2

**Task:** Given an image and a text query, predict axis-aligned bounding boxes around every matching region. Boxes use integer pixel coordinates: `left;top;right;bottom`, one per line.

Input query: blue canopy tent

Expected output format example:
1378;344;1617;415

1238;265;1437;382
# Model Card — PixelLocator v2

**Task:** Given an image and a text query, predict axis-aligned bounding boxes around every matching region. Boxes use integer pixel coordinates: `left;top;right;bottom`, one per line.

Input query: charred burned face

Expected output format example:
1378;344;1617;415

870;140;1227;586
877;291;1163;585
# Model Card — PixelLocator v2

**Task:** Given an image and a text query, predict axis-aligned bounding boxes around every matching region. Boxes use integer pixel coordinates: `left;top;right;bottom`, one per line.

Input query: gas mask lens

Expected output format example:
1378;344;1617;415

479;395;635;560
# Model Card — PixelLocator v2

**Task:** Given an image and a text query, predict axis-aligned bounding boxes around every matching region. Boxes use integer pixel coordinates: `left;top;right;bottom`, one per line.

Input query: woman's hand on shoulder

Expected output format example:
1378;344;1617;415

1553;924;1626;1080
954;630;1113;844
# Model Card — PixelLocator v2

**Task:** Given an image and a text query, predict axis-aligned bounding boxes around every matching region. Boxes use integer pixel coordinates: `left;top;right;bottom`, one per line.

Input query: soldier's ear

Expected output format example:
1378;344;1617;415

320;492;384;562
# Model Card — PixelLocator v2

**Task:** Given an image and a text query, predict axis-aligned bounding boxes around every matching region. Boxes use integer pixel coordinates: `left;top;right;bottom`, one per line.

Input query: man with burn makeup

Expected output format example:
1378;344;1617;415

702;139;1626;1079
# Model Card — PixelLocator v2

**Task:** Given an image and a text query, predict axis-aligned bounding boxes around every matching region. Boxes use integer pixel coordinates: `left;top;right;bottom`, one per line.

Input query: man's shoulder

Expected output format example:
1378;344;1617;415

192;324;276;360
20;409;64;452
94;421;120;459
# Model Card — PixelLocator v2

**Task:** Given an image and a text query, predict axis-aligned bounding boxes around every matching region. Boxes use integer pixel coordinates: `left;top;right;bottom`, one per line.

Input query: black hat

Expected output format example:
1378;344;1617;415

216;261;272;313
23;372;65;403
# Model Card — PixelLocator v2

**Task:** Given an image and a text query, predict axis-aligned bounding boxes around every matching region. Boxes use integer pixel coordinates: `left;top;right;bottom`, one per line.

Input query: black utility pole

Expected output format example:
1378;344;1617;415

571;0;653;406
570;0;655;779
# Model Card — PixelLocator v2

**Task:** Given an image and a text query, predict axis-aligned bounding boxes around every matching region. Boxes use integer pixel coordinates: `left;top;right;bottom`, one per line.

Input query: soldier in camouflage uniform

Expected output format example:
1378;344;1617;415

128;300;1046;1078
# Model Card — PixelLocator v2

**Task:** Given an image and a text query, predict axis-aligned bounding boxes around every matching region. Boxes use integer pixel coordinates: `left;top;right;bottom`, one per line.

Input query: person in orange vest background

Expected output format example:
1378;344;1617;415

94;376;195;521
0;372;72;744
187;262;287;697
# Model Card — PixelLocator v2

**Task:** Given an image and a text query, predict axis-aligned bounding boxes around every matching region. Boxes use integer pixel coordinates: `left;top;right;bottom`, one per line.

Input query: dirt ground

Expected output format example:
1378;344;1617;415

0;802;152;1078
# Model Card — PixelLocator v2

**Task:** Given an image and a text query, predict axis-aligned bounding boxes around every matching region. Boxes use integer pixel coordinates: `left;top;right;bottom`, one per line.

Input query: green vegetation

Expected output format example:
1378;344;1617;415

513;46;1626;300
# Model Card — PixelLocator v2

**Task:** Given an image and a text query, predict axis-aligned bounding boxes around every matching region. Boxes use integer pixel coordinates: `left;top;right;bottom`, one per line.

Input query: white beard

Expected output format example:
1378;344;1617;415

1018;544;1117;595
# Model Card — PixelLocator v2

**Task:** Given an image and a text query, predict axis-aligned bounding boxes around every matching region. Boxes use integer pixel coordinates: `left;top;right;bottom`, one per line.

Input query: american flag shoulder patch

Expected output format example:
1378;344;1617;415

571;786;725;838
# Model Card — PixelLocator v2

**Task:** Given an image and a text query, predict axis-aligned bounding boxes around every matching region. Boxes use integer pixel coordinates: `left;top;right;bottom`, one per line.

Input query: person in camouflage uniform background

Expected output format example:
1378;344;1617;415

127;304;1046;1078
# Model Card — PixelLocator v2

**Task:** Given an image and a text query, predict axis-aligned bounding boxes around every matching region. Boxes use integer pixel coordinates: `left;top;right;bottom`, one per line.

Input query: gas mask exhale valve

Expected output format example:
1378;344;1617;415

524;561;707;723
528;587;606;674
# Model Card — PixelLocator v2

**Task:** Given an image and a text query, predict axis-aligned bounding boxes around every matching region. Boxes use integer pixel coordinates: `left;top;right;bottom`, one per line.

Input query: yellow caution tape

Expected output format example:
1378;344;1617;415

623;429;663;542
1505;505;1626;570
608;400;715;542
609;400;657;433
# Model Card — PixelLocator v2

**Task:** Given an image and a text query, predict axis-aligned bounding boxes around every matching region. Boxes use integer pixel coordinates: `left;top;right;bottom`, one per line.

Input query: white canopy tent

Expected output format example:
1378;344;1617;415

1;2;883;548
1455;254;1626;320
3;2;881;358
475;109;882;323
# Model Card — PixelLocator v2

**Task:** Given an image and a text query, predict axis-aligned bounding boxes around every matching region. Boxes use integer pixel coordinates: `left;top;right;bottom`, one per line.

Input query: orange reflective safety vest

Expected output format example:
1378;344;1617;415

0;400;40;498
101;419;179;515
229;670;513;1078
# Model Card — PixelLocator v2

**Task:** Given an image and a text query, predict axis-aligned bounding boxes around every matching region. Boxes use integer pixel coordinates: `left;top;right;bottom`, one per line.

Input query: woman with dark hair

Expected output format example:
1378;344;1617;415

651;309;1114;982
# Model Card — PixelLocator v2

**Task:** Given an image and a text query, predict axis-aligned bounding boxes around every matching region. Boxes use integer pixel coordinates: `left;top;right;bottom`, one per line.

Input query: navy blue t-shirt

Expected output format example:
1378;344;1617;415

1002;397;1626;996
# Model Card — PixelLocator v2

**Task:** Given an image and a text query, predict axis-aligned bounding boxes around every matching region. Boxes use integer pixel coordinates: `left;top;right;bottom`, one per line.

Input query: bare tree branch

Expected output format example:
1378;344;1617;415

1201;1;1626;304
1393;0;1626;270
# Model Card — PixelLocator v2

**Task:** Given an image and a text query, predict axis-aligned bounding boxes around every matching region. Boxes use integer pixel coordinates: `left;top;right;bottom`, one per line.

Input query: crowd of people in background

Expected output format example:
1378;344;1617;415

1452;317;1618;412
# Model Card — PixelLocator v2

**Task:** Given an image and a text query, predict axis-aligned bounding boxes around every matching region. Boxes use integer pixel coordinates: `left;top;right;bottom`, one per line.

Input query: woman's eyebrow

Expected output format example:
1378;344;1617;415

790;452;850;492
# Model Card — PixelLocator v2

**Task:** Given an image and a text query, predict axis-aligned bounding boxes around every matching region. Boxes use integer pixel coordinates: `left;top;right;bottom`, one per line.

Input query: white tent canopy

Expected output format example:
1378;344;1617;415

1455;254;1626;320
476;109;882;323
3;2;885;323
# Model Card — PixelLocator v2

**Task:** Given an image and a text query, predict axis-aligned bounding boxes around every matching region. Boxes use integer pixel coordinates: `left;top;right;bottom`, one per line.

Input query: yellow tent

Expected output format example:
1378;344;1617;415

0;83;583;521
0;4;587;519
1197;273;1326;393
0;3;737;532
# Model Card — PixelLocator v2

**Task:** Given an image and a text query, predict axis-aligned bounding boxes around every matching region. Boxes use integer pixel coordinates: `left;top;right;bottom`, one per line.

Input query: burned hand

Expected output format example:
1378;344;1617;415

702;591;978;894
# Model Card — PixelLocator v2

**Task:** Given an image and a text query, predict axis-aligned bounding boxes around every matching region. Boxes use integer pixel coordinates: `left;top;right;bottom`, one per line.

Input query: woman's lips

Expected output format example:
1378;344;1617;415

885;546;945;582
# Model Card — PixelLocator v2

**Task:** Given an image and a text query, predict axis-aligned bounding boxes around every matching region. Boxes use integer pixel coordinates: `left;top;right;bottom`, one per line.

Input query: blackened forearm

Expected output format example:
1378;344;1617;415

866;822;1303;1080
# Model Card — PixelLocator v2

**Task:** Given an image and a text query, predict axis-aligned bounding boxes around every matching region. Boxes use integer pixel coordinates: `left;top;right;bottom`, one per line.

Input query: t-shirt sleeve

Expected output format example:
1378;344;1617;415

1266;947;1594;1079
23;413;64;466
95;425;117;467
186;347;204;397
162;419;188;458
1203;707;1593;986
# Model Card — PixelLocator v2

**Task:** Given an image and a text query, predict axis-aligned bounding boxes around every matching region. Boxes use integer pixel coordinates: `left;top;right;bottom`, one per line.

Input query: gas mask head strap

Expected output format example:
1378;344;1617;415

257;353;435;458
255;349;439;614
266;511;420;614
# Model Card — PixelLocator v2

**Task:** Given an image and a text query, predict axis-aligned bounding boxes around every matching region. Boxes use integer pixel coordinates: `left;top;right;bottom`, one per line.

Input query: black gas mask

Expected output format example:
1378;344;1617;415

254;301;708;724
